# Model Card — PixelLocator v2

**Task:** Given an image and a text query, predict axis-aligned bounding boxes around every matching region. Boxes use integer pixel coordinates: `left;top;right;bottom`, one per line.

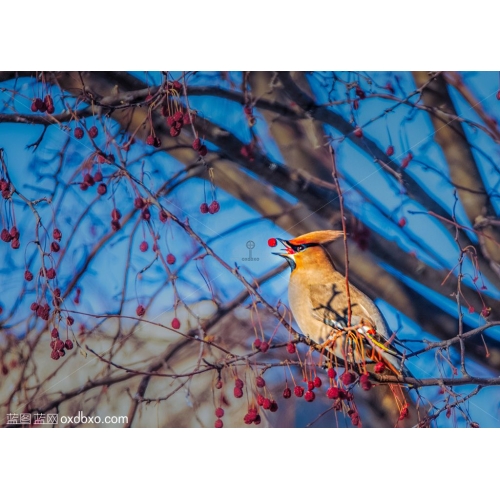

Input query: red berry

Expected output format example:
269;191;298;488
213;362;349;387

254;415;261;425
1;229;12;242
351;412;360;426
51;350;60;360
374;362;386;374
307;380;314;391
166;254;176;265
355;86;366;99
31;100;38;112
304;390;315;402
482;307;491;318
399;405;410;420
386;145;394;156
51;328;59;338
235;378;244;389
159;210;169;223
198;145;207;156
172;81;182;91
267;238;277;247
283;387;291;399
338;389;347;400
341;371;356;385
46;268;56;279
257;394;265;406
200;203;209;214
134;197;145;209
9;226;19;239
244;413;255;424
286;342;296;354
111;209;121;220
136;305;145;317
253;338;262;350
468;306;475;314
11;238;20;250
47;105;55;114
398;217;407;228
215;380;223;390
327;367;336;379
401;155;411;168
353;99;360;110
171;318;181;329
94;171;103;182
55;339;65;351
326;387;339;399
80;182;89;191
215;419;223;428
256;376;266;388
111;219;121;231
84;174;95;187
260;341;269;353
66;316;74;326
208;200;220;214
262;398;271;409
496;90;500;100
146;135;155;146
24;270;33;281
233;387;243;398
244;105;253;116
354;127;363;138
173;110;183;122
294;386;304;398
97;183;107;195
139;241;148;252
74;127;84;139
51;241;60;252
215;407;224;418
53;228;62;241
269;401;278;412
360;373;372;391
167;116;176;127
44;95;53;109
34;98;44;111
313;376;322;388
65;339;74;350
89;126;98;138
142;208;151;220
170;126;180;137
192;138;201;151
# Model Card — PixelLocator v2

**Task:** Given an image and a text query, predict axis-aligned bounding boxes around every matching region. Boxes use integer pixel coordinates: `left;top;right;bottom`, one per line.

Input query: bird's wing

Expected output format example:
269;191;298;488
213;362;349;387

308;282;402;358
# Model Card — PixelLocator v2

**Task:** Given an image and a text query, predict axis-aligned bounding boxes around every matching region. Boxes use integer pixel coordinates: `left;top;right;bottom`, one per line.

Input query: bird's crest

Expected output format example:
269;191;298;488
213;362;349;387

289;230;343;246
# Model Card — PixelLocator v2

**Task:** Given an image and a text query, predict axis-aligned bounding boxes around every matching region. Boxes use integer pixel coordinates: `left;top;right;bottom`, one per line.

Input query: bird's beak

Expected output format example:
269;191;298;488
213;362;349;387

272;238;296;270
271;238;293;257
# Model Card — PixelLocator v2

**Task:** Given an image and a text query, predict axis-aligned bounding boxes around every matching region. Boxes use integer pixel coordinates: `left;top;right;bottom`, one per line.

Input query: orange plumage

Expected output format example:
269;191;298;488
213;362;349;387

274;230;411;377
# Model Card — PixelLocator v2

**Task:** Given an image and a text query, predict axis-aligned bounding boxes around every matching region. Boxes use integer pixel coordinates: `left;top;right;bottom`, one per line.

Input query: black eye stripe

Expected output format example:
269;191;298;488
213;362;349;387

290;243;318;252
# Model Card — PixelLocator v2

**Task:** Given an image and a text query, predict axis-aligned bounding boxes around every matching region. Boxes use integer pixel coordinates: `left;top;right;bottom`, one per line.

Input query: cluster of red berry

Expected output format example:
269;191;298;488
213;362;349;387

0;177;11;199
80;169;106;195
31;95;55;114
50;328;74;361
199;200;220;215
252;338;269;352
1;225;20;249
74;125;98;140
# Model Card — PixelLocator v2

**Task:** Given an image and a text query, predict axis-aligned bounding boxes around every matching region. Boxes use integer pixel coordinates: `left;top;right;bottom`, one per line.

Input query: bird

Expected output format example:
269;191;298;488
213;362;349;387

273;230;411;378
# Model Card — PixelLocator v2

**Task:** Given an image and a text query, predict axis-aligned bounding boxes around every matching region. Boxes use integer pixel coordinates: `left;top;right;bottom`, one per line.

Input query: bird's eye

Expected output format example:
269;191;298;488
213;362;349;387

295;245;305;252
